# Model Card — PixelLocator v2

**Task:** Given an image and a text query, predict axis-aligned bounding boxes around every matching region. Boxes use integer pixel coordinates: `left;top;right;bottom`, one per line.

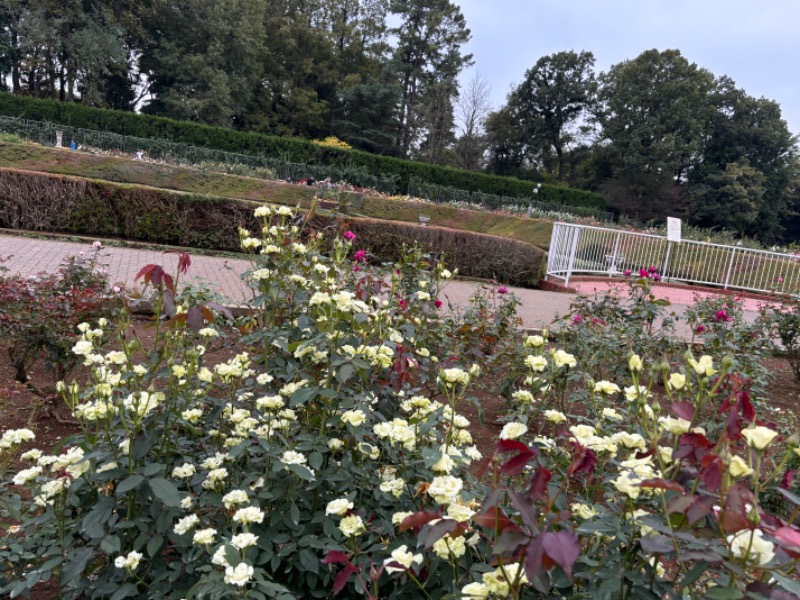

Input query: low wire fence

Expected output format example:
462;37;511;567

546;222;800;295
0;115;400;194
0;115;613;224
407;178;615;223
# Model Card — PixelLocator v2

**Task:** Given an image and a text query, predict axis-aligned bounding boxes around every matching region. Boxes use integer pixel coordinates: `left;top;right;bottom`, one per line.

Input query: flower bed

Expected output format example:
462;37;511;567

1;209;799;599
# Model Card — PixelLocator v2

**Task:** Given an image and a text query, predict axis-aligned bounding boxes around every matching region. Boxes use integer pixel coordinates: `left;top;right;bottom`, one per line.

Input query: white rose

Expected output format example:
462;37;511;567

339;515;366;537
740;426;778;451
224;563;255;587
499;422;527;440
428;476;463;504
384;544;423;573
727;529;775;566
326;498;354;516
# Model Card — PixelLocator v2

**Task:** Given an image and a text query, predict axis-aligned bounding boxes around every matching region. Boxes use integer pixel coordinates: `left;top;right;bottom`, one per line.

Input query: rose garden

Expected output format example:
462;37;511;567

1;205;799;599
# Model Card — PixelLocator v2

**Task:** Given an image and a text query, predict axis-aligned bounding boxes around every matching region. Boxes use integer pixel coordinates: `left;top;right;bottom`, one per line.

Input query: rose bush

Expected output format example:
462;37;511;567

0;208;798;599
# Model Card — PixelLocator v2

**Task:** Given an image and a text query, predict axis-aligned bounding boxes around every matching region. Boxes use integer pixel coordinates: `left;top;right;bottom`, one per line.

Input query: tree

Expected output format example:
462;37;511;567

454;70;491;170
334;76;402;155
141;0;266;127
389;0;472;156
498;50;597;181
689;78;796;242
690;159;765;234
594;49;716;221
0;0;125;102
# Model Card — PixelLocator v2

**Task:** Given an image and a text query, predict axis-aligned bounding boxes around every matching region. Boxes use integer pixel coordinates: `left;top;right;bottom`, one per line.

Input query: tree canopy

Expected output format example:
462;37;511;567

0;3;797;242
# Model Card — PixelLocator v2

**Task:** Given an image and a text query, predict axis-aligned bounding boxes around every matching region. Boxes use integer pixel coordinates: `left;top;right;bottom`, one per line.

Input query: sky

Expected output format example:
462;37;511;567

454;0;800;137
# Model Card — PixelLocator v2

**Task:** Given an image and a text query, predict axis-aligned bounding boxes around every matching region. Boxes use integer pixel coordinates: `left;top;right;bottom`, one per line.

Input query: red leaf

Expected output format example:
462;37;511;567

186;306;205;332
507;489;540;533
321;550;350;565
780;470;796;491
496;439;529;454
666;495;695;515
718;510;752;534
529;468;551;502
423;519;462;548
675;432;714;465
398;511;442;533
332;563;358;596
773;527;800;557
178;253;191;275
134;264;158;282
672;401;695;421
163;272;175;293
207;301;232;320
472;507;517;533
640;478;686;492
500;448;537;477
567;444;597;477
541;531;579;579
699;456;723;492
524;537;545;583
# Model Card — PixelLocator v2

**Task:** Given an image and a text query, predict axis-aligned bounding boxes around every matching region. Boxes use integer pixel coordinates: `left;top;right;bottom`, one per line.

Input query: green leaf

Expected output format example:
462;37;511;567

287;463;315;481
290;387;317;407
678;560;707;589
110;583;139;600
147;535;163;558
308;452;323;471
290;503;300;526
61;547;94;582
116;475;145;495
335;363;354;383
100;536;121;555
771;573;800;596
143;463;166;476
704;588;743;599
149;477;181;507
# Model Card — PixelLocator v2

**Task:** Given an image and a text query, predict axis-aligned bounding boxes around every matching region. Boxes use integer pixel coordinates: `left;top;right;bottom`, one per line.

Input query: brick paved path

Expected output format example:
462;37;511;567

0;234;770;337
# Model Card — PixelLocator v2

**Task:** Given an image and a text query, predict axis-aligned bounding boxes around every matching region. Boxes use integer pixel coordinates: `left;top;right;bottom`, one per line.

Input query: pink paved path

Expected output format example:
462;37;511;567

0;234;775;336
570;280;778;313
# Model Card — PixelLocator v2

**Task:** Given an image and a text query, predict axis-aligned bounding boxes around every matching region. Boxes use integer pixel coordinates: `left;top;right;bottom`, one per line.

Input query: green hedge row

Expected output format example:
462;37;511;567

0;93;606;210
0;168;544;287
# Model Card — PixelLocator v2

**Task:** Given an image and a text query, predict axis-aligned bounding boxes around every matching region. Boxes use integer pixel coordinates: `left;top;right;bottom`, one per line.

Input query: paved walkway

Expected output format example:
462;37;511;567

0;234;773;337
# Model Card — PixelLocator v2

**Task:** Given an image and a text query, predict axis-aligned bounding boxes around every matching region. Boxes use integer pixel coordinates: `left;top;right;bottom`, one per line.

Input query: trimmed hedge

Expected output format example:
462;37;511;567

0;93;605;210
0;168;544;287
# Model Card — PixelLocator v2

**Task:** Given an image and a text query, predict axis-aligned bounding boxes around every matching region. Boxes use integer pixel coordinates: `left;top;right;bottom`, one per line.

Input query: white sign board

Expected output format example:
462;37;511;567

667;217;682;243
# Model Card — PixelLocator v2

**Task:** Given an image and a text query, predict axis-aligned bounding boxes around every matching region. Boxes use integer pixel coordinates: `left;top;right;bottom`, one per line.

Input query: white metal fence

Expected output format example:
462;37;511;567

546;222;800;295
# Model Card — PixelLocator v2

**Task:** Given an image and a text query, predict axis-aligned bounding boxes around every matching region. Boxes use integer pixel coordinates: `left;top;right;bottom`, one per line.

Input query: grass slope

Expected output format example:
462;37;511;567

0;142;553;250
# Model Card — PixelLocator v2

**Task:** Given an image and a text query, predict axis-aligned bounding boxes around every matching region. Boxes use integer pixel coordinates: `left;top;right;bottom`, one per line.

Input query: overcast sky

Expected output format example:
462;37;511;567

455;0;800;138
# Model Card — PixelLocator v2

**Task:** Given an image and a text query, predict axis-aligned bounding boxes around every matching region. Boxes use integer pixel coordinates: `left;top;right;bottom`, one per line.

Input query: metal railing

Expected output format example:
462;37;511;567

546;222;800;295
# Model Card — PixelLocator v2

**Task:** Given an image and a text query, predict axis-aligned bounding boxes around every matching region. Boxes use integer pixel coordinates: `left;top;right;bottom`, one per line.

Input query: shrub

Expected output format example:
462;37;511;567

0;168;544;286
328;217;545;287
0;244;120;386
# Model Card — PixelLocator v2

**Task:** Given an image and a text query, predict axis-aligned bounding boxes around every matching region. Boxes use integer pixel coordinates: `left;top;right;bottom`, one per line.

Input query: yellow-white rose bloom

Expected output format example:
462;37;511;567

741;426;778;451
728;455;754;478
667;373;686;391
384;545;423;574
727;529;775;566
689;355;716;377
499;422;528;440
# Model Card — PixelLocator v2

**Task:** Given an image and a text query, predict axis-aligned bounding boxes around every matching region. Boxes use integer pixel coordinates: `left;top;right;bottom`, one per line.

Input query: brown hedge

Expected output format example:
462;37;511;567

0;168;544;287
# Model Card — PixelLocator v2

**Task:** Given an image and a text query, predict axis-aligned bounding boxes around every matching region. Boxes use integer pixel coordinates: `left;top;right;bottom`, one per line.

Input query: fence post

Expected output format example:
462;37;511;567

723;247;738;289
564;225;581;287
609;231;622;277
